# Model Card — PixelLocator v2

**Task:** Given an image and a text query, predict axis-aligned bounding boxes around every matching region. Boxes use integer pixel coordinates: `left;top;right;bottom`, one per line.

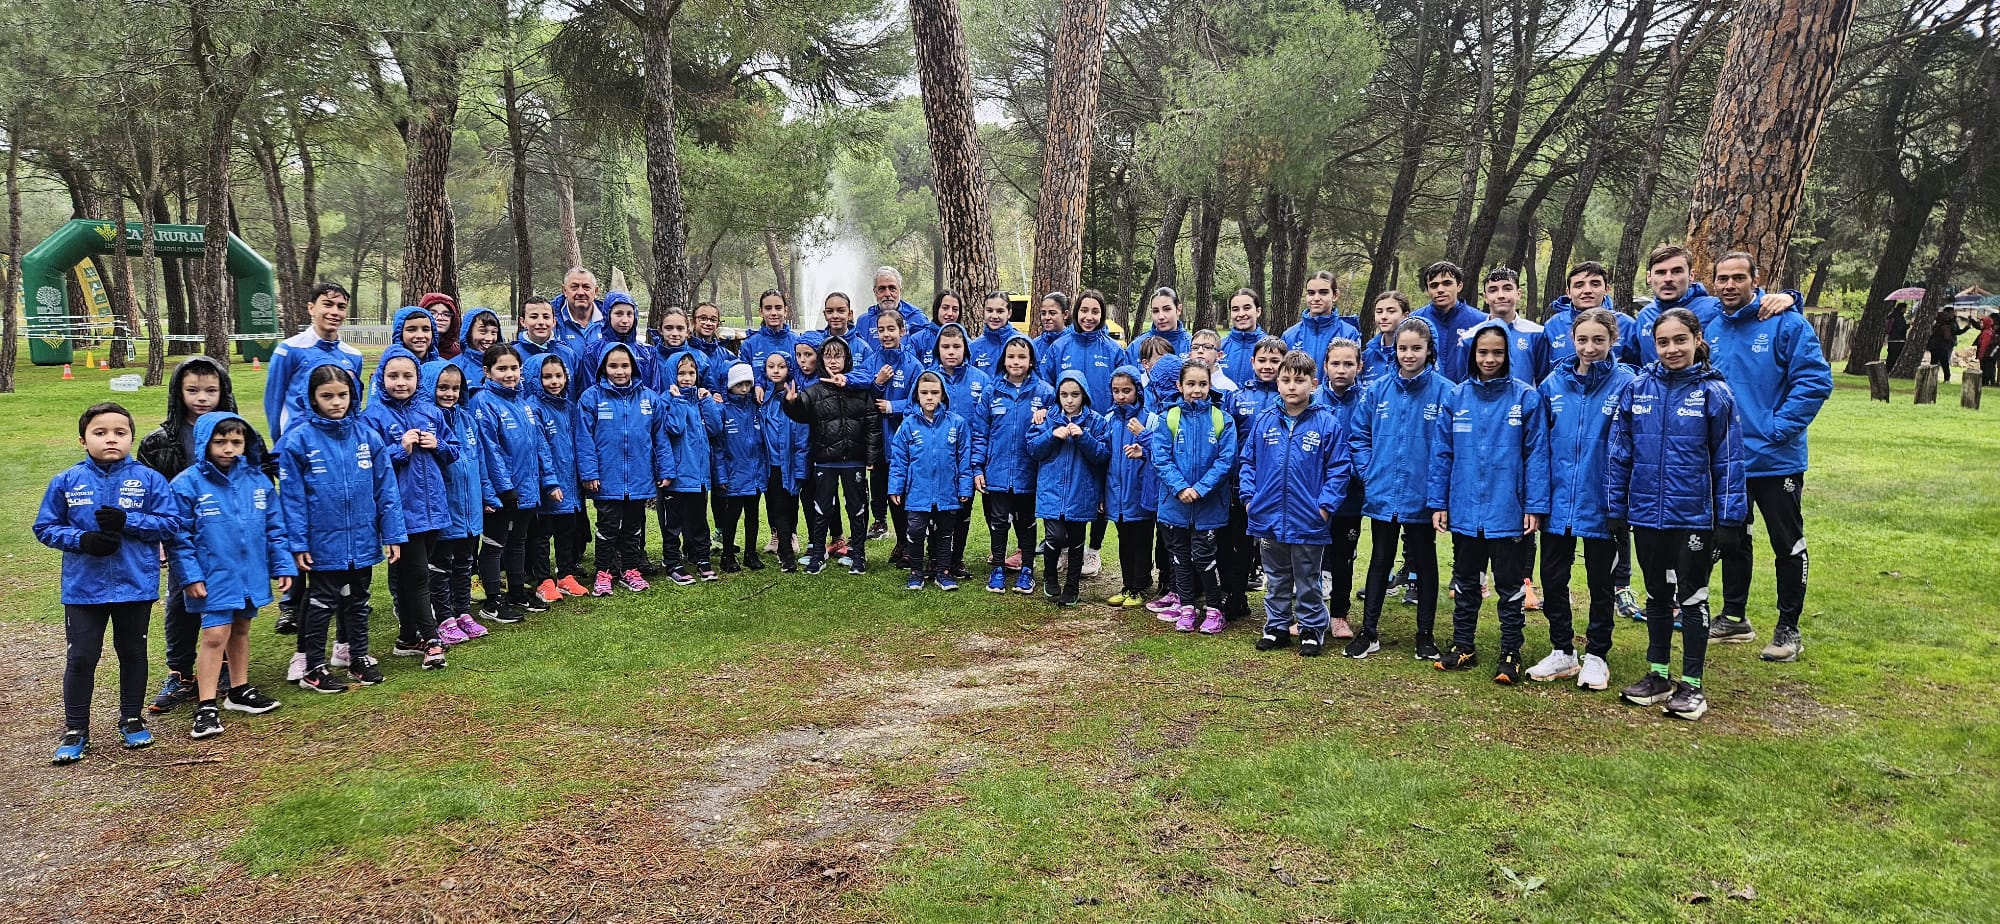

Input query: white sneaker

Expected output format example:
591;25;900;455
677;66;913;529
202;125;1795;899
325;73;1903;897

1082;547;1102;577
331;642;352;669
1527;650;1580;682
1576;654;1610;691
286;651;307;682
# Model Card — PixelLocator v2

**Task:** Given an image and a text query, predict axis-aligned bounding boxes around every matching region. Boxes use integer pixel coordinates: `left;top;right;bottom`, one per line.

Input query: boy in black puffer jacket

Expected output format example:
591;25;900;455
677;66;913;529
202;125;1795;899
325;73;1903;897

783;336;881;575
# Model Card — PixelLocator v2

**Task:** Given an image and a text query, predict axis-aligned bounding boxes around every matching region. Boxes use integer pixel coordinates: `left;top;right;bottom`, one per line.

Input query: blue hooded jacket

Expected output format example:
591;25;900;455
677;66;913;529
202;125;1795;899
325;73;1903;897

1623;282;1723;367
548;293;601;352
513;327;578;395
1349;364;1452;524
1543;296;1634;368
1360;332;1398;385
1474;316;1552;387
1426;321;1551;538
1029;370;1111;521
1126;325;1193;367
1413;300;1489;384
372;306;441;395
1283;313;1362;371
1041;324;1123;409
276;395;408;569
742;321;802;389
168;412;295;612
657;348;712;493
358;346;460;535
36;451;179;606
264;330;366;442
866;342;927;448
707;368;767;497
1238;401;1352;545
857;299;932;353
1102;365;1160;522
1223;376;1281;449
1314;381;1368;517
928;325;994;413
524;353;584;514
1711;288;1831;478
1538;357;1637;539
451;307;504;392
889;371;976;513
1149;394;1237;529
1219;326;1268;384
1606;362;1748;531
576;292;650;397
575;344;677;501
471;374;557;511
968;322;1018;375
975;335;1055;492
761;379;809;496
421;360;502;540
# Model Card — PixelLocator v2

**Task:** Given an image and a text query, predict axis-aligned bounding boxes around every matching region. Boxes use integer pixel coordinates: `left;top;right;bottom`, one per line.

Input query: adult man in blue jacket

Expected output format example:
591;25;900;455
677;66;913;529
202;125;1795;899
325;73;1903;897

1623;245;1798;366
1705;251;1832;663
550;267;604;353
1412;261;1487;384
855;266;933;353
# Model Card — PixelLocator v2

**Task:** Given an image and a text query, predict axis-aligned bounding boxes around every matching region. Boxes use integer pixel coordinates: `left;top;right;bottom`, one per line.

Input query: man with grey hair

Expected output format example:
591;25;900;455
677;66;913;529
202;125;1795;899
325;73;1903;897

550;267;604;352
855;265;933;352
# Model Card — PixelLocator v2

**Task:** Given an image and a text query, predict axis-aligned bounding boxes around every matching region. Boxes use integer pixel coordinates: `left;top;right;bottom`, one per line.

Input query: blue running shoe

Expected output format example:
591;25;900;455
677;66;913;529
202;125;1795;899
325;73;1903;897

1013;568;1035;595
53;730;88;765
936;574;960;592
986;567;1007;593
906;573;926;591
118;717;154;750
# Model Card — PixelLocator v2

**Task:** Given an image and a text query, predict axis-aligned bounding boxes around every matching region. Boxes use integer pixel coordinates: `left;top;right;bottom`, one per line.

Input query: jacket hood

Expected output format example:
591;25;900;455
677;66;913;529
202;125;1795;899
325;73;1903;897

594;291;642;345
1548;295;1617;315
190;411;249;470
1464;318;1514;382
998;333;1039;378
1055;369;1095;411
1149;354;1185;403
934;323;973;367
420;293;460;353
595;342;641;380
458;307;502;354
1109;364;1147;415
816;335;859;378
1660;282;1711;311
1556;354;1616;392
373;345;427;403
912;370;950;414
389;306;437;355
524;351;572;405
1298;312;1342;332
418;359;468;409
1226;326;1264;344
661;348;701;397
163;355;238;428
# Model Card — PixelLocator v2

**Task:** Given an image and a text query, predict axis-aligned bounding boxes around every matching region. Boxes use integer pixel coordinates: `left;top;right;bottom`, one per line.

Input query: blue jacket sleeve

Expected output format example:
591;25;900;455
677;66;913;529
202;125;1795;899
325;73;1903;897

124;470;180;541
33;475;87;553
263;347;294;440
955;421;976;499
576;404;602;483
1523;391;1552;516
479;410;516;496
1025;417;1060;462
279;443;311;555
1319;419;1352;514
431;409;461;467
533;413;559;493
1235;419;1258;507
1709;384;1748;527
652;407;679;487
370;427;410;546
1076;415;1110;465
888;423;911;497
167;481;203;587
1770;315;1833;448
1605;387;1635;522
265;480;296;578
1426;395;1454;513
1150;418;1191;496
1188;415;1237;498
1348;387;1375;480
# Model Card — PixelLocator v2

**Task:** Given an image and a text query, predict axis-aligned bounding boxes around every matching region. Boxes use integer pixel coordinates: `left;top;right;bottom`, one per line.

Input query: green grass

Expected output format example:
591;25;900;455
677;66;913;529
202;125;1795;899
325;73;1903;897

4;356;1996;920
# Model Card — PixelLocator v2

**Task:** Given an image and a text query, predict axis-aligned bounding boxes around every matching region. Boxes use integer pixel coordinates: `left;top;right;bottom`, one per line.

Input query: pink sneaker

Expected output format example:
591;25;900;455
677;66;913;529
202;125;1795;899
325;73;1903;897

592;571;615;596
1146;591;1183;615
1199;608;1226;635
437;619;470;646
457;613;489;639
620;569;650;592
1174;606;1199;632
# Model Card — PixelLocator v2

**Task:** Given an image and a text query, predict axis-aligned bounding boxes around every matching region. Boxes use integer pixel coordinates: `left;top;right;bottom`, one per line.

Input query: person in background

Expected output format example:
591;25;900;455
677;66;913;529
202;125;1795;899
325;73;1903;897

1927;305;1972;381
1412;262;1487;385
1127;287;1194;365
424;292;463;360
550;267;604;351
1219;289;1268;386
1283;271;1362;370
264;282;365;443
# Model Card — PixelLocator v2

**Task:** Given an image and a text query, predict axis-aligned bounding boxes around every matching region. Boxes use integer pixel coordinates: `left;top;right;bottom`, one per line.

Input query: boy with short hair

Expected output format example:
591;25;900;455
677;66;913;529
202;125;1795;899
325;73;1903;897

514;296;576;388
1477;268;1551;386
1543;261;1633;369
1412;262;1487;384
168;412;294;738
38;403;181;763
1240;351;1352;656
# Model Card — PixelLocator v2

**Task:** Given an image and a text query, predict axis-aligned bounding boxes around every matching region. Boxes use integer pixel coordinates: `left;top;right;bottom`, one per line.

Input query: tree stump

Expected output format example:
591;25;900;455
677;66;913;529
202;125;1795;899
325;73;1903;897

1963;373;1982;410
1866;361;1891;402
1914;364;1939;405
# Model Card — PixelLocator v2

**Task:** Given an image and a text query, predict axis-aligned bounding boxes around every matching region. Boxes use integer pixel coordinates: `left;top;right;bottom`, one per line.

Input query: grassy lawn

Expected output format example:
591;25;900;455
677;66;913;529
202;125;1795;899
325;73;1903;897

2;356;1994;922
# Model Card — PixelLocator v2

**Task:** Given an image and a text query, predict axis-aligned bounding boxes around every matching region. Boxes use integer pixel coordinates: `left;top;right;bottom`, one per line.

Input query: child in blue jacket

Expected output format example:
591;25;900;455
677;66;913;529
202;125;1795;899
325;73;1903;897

578;343;676;593
1347;317;1452;661
1427;320;1552;683
1360;291;1411;385
360;346;458;671
1150;358;1238;635
759;352;808;572
1240;351;1352;657
711;362;769;573
451;307;505;392
472;345;558;623
277;365;408;693
1103;366;1158;608
888;370;975;591
168;412;295;739
37;403;181;762
420;360;498;643
658;349;716;584
1029;370;1110;606
976;335;1053;594
866;309;926;567
1530;309;1636;689
1607;307;1747;722
526;353;589;602
1216;334;1288;623
928;324;992;578
1316;338;1368;642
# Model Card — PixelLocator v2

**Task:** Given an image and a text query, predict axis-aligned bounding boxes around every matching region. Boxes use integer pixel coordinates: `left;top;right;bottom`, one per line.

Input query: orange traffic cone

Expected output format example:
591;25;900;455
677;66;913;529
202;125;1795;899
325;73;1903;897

98;357;109;371
61;363;73;380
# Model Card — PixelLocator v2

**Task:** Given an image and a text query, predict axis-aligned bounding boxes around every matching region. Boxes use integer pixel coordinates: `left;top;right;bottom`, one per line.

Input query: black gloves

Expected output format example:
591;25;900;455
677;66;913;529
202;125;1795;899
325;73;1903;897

94;506;126;534
498;489;520;509
78;531;123;556
1605;518;1627;542
1711;524;1746;558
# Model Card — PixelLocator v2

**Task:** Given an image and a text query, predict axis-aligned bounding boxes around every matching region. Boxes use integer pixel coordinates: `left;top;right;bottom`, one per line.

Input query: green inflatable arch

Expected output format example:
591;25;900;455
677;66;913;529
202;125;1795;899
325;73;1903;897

21;219;279;365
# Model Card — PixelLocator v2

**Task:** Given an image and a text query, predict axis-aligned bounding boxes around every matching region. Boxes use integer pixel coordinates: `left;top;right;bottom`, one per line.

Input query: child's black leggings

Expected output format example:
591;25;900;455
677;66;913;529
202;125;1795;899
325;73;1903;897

477;506;532;605
1161;525;1220;607
1633;526;1716;680
808;467;867;563
430;536;478;621
528;511;587;582
1362;519;1436;639
1324;515;1362;620
983;490;1036;566
300;567;373;671
764;468;799;563
63;601;151;730
593;499;649;575
660;490;711;572
716;493;762;558
390;529;440;646
1042;518;1088;593
1114;518;1156;594
1540;531;1618;658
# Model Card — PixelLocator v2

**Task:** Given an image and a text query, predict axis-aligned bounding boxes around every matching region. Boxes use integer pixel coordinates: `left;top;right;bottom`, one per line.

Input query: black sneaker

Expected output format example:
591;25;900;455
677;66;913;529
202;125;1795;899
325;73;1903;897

948;566;973;581
1255;630;1291;651
148;671;196;714
743;553;765;571
348;657;385;686
1664;681;1709;720
1493;650;1523;685
1297;629;1326;658
849;558;867;576
1709;614;1756;643
488;605;525;624
190;704;224;739
721;554;741;573
1619;672;1675;706
1412;634;1440;661
298;665;348;694
1222;594;1251;623
224;685;282;715
868;520;890;541
1762;625;1804;662
779;558;799;574
1059;585;1081;607
1343;631;1381;659
273;612;297;635
804;556;826;575
518;595;550;614
1434;645;1477;671
391;639;426;657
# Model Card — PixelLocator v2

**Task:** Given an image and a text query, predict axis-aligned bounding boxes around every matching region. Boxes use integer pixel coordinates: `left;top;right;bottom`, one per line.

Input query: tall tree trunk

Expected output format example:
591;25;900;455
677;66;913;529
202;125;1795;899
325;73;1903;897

764;230;792;308
107;165;139;370
1276;188;1317;330
1109;166;1138;326
1364;0;1439;305
292;113;322;287
500;13;535;308
1029;0;1110;301
1447;0;1496;263
0;119;18;393
554;156;584;273
910;0;1000;295
1543;0;1652;306
1893;62;1996;377
1684;0;1858;278
1266;193;1291;330
1190;190;1222;332
638;8;692;311
388;29;475;305
252;123;304;326
1238;185;1271;305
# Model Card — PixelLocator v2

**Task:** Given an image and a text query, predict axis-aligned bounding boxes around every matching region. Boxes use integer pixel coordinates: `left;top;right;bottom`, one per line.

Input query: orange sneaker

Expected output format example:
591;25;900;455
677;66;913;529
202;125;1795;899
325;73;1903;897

536;579;562;603
557;575;588;597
